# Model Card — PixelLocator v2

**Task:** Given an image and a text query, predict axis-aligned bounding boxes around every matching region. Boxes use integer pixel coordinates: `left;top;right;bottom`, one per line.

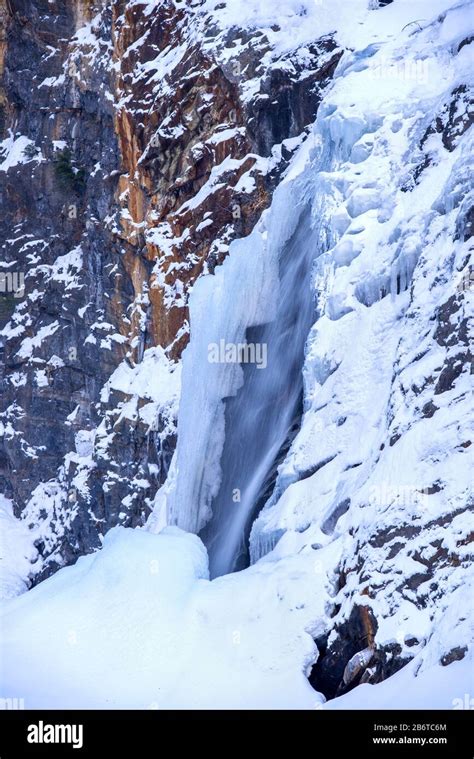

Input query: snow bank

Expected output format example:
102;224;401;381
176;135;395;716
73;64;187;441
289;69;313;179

1;527;470;709
0;527;334;709
326;656;473;710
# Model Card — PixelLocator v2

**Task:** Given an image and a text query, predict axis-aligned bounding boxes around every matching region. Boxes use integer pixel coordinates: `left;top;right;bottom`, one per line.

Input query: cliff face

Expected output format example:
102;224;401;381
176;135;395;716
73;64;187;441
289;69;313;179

0;0;341;584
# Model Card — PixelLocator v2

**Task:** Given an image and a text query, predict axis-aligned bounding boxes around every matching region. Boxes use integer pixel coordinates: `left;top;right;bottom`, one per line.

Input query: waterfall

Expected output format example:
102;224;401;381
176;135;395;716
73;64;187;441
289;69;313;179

202;206;320;577
163;108;350;574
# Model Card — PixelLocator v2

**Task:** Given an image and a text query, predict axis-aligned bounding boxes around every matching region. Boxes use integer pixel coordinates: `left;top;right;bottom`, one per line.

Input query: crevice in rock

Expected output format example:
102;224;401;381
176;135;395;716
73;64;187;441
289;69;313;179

309;603;411;700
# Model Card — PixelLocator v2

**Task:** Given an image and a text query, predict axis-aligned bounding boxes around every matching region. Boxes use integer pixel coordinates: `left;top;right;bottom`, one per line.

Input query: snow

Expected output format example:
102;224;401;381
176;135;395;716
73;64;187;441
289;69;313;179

194;0;461;103
100;346;181;426
327;656;473;710
1;526;471;709
38;75;66;88
0;135;42;172
15;322;60;360
0;496;37;601
34;369;49;388
137;42;188;90
0;527;327;708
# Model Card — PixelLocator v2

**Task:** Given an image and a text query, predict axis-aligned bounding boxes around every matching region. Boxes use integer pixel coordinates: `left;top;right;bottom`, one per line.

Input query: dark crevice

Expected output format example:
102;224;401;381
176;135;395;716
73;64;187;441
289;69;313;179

309;604;412;701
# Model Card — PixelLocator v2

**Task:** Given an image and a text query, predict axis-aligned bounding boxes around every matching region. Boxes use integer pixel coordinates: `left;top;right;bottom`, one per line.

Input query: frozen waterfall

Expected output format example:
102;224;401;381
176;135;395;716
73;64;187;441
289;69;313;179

163;121;342;576
203;206;320;577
